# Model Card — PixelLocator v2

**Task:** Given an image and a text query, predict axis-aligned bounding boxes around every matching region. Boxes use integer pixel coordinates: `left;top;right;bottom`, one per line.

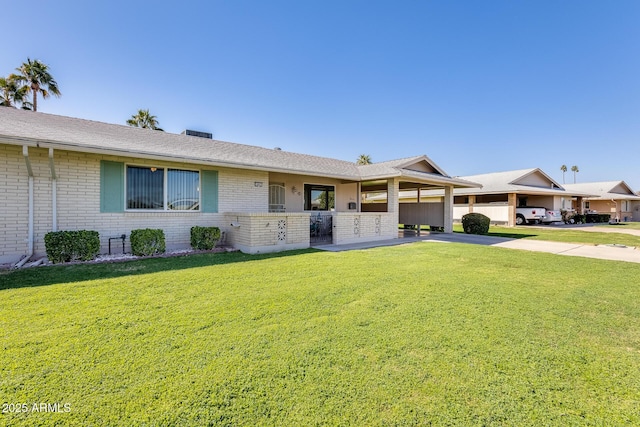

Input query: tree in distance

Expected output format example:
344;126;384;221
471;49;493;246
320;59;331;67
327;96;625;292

0;74;32;109
571;165;579;183
127;109;164;131
356;154;372;165
14;58;61;112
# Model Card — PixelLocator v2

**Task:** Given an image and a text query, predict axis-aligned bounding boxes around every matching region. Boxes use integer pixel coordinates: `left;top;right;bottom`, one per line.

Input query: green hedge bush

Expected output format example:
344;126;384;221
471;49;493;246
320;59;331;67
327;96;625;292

461;213;491;235
190;226;221;250
130;228;166;256
44;230;100;264
586;213;611;223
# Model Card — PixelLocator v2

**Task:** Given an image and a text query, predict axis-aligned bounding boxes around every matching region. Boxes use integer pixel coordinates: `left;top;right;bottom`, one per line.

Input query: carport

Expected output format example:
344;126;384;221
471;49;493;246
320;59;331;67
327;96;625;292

358;159;480;233
374;168;595;227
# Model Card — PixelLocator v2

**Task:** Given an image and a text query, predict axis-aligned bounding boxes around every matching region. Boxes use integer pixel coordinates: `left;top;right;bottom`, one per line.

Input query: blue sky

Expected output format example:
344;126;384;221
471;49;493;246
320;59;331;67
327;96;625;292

2;1;639;189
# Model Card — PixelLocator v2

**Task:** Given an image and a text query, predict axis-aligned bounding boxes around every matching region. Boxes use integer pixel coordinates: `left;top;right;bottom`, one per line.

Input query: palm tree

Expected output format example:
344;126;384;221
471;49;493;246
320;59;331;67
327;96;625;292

14;58;61;112
126;109;164;131
356;154;372;165
0;74;32;109
571;165;579;183
560;164;567;184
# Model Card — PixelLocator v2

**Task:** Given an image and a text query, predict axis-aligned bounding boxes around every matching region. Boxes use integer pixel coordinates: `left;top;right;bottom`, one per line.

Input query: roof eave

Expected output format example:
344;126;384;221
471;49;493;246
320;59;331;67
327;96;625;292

1;135;361;181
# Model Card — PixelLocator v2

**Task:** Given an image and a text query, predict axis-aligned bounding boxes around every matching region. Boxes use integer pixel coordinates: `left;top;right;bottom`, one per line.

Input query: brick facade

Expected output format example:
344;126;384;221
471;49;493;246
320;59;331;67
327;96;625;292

0;144;268;263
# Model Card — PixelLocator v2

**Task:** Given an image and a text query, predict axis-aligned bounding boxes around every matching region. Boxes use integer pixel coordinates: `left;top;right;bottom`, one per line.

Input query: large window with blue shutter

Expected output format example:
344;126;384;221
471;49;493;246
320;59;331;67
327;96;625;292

100;160;218;213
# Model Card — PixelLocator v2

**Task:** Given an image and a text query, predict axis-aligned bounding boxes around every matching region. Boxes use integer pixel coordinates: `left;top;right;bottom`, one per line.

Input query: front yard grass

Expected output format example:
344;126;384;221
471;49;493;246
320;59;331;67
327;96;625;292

1;244;640;426
597;222;640;230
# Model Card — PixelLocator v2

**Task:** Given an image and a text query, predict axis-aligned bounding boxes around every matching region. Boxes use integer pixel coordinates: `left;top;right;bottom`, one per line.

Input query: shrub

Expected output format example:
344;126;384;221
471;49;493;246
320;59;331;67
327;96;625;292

586;213;611;223
190;226;221;250
461;213;490;235
44;230;100;264
130;228;166;256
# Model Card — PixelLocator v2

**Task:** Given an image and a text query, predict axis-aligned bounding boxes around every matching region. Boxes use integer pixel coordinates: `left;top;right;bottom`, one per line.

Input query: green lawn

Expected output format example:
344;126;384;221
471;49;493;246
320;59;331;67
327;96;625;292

451;224;640;247
1;245;640;426
597;222;640;230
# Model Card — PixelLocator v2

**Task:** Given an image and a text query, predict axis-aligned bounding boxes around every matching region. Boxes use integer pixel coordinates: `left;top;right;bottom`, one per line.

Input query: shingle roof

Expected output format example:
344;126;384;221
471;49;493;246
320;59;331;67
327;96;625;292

1;108;479;188
563;181;640;200
0;108;361;179
456;168;567;195
412;168;594;198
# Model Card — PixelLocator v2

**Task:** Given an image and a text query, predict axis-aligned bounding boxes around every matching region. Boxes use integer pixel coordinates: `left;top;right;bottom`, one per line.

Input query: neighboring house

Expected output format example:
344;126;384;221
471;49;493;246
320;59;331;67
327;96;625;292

0;108;478;265
563;181;640;222
366;168;594;226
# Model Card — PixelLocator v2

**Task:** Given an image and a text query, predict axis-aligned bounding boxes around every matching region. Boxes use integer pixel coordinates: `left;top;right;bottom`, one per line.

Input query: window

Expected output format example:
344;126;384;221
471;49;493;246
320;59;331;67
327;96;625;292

100;161;217;213
304;184;335;211
269;183;285;212
127;166;164;210
126;165;200;211
167;169;200;210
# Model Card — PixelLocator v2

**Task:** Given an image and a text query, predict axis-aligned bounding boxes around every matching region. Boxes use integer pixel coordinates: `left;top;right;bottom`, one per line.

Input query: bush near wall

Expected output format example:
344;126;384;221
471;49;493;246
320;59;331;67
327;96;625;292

461;213;491;235
190;226;221;250
44;230;100;264
130;229;166;256
586;213;611;223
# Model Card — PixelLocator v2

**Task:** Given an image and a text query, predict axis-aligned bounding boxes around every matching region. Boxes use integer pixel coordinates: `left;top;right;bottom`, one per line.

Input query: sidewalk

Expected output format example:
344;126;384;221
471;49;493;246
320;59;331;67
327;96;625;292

316;231;640;264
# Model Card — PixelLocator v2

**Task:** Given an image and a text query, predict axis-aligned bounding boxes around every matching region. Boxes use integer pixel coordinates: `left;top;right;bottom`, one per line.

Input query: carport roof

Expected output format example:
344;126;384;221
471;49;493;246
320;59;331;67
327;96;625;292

386;168;595;199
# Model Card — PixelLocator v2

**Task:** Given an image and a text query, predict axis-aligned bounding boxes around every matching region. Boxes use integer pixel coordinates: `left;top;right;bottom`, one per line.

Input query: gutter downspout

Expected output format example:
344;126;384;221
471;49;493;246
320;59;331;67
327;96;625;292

49;148;57;231
611;199;619;223
15;146;34;268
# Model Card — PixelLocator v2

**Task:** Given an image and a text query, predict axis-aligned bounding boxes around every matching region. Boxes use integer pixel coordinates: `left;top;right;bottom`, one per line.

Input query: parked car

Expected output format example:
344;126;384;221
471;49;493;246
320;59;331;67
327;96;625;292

542;209;563;224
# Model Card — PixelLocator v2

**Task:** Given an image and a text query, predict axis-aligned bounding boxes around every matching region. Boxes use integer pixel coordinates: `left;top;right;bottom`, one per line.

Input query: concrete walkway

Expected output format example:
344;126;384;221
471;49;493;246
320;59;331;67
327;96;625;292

315;231;640;264
527;222;640;236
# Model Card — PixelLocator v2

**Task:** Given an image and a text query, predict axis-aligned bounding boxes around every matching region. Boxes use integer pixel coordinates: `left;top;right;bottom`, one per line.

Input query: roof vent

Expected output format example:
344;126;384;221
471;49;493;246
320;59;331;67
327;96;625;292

182;129;212;139
274;147;282;151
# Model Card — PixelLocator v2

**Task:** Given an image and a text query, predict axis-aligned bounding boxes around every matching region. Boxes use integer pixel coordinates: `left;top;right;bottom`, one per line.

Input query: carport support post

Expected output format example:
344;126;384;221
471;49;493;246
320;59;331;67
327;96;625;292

444;185;453;233
387;178;400;226
508;193;517;227
468;195;475;213
576;196;583;214
416;187;422;234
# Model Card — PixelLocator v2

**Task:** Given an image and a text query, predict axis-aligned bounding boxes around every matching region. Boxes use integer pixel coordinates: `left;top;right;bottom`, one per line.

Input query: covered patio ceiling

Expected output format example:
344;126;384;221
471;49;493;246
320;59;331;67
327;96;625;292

360;175;481;193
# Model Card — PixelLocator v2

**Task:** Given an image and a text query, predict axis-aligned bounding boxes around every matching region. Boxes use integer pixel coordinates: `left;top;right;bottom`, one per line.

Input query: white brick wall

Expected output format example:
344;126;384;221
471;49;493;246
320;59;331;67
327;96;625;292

0;144;269;262
0;144;29;263
224;212;310;253
332;212;397;245
1;143;405;261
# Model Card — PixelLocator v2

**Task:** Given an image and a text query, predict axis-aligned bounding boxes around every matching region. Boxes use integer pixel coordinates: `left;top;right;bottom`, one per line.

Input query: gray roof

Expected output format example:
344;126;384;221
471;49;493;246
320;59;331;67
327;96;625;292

400;168;595;199
454;168;571;196
563;181;640;201
0;108;358;179
0;108;476;187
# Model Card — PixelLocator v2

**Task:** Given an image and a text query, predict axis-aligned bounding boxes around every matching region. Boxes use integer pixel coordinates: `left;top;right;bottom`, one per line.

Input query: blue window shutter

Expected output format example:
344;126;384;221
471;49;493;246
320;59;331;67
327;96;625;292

201;170;219;213
100;160;124;212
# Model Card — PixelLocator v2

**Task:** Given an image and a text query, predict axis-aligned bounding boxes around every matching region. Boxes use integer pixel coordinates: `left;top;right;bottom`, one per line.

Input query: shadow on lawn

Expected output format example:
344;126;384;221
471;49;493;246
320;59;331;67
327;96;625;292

0;249;321;291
